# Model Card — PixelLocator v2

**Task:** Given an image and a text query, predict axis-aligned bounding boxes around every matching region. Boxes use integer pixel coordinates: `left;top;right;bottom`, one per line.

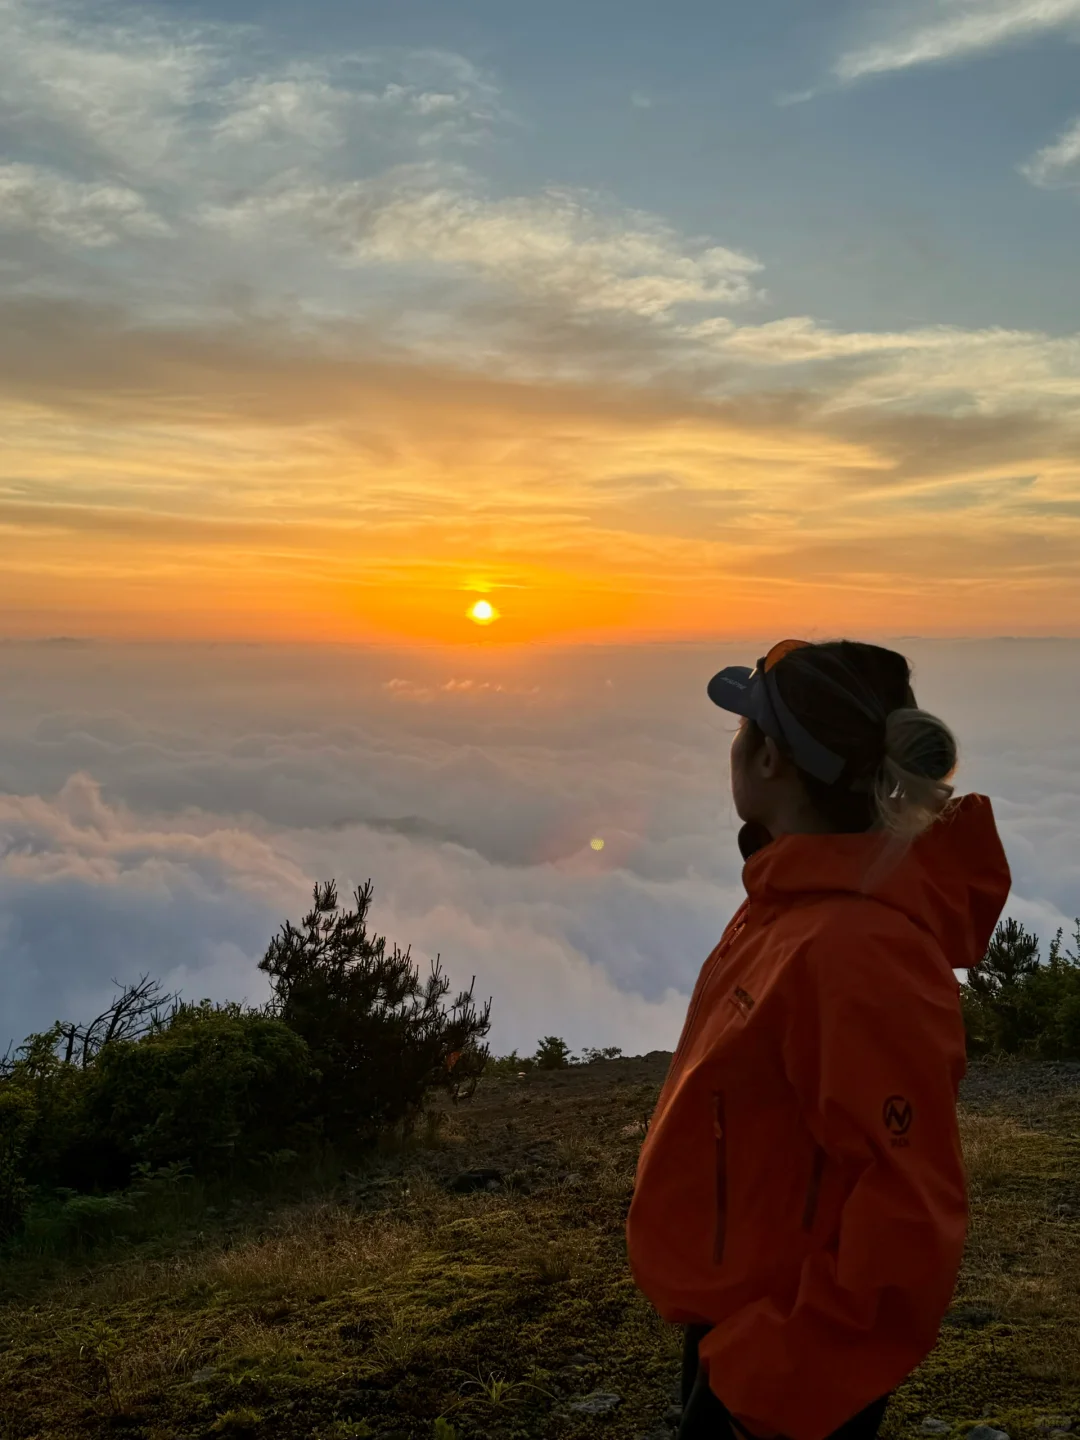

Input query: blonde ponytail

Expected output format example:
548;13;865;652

871;707;958;842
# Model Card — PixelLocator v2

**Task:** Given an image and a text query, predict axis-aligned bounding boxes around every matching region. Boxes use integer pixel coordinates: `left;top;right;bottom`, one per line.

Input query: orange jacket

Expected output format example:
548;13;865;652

626;793;1010;1440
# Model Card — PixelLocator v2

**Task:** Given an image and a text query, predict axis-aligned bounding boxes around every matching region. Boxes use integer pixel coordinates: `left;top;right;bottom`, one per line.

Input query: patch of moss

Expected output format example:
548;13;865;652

210;1407;264;1435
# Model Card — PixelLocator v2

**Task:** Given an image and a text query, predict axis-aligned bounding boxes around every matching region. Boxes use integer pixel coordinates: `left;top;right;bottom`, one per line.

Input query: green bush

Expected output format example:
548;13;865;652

962;917;1080;1060
0;1025;104;1195
88;1001;316;1177
0;1084;33;1239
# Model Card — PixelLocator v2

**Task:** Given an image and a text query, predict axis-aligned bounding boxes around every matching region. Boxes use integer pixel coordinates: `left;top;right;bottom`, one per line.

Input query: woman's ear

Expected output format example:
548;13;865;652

758;734;785;779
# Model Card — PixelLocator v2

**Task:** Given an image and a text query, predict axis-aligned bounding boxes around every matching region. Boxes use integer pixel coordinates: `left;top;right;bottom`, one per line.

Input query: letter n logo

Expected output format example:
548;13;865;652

882;1094;913;1136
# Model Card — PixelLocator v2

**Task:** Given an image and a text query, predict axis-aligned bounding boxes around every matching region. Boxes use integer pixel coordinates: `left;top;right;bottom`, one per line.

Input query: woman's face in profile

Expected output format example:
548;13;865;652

729;717;759;824
730;716;792;832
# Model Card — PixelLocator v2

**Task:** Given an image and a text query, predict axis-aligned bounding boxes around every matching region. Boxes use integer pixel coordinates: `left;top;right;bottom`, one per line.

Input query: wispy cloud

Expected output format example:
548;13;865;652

691;315;1080;412
834;0;1080;83
0;0;755;330
0;0;502;241
202;170;764;319
0;162;171;246
1021;115;1080;186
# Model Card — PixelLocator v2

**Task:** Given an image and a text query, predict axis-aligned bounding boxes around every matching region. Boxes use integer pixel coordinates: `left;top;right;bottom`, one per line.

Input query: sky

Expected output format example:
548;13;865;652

2;3;1080;1054
2;639;1078;1058
1;0;1080;642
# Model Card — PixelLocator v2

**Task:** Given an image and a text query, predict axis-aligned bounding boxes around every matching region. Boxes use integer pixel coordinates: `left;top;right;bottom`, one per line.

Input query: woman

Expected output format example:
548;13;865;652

625;639;1011;1440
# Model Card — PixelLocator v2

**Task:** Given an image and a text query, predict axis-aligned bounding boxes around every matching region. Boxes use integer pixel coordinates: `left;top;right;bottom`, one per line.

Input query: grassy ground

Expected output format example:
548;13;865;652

0;1054;1078;1440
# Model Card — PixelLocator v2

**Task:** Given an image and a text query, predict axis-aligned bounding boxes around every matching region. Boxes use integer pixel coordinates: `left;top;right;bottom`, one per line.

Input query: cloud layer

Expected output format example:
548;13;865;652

1;640;1078;1059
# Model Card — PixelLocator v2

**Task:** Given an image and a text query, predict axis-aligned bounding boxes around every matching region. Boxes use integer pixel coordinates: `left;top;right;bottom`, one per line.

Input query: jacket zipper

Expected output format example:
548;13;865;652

669;906;748;1074
801;1143;826;1233
713;1090;728;1265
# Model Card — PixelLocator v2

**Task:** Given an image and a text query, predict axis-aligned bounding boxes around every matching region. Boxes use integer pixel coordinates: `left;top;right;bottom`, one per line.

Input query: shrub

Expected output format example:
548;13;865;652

0;1084;33;1239
962;917;1080;1060
0;1025;104;1194
259;879;492;1145
88;1001;316;1177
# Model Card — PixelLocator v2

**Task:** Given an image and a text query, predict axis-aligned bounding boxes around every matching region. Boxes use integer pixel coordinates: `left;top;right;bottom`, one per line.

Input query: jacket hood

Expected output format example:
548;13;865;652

738;792;1011;971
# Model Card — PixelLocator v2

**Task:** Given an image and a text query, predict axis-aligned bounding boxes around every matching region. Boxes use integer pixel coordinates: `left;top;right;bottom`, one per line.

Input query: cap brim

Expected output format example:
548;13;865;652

707;665;758;716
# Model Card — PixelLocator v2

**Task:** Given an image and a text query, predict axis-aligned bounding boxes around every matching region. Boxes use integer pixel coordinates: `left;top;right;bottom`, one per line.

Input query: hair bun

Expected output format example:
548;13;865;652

875;706;958;841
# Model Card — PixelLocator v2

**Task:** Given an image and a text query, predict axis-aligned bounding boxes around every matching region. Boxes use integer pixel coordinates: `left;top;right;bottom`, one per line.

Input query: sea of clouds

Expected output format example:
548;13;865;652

1;638;1078;1058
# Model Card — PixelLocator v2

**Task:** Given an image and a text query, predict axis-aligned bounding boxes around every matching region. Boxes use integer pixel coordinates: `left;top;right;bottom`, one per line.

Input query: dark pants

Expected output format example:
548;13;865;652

678;1324;892;1440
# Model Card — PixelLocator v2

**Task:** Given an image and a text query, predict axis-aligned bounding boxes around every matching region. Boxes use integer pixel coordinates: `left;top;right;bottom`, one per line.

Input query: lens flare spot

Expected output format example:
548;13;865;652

590;837;605;851
467;600;499;625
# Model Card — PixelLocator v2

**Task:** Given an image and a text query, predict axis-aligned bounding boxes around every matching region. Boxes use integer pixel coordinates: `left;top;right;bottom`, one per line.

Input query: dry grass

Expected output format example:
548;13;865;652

0;1057;1078;1440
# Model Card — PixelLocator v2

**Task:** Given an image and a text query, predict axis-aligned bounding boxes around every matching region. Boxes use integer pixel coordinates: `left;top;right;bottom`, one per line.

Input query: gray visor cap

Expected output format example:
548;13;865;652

707;663;849;786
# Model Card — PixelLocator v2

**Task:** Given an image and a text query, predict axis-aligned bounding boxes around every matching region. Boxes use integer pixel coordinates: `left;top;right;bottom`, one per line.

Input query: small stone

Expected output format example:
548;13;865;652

920;1422;950;1435
189;1367;215;1384
570;1352;595;1364
561;1172;583;1186
1036;1423;1074;1434
567;1392;622;1416
965;1427;1009;1440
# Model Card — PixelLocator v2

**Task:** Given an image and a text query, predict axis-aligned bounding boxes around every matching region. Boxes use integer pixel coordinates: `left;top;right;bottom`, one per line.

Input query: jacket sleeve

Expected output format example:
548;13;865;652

697;917;970;1440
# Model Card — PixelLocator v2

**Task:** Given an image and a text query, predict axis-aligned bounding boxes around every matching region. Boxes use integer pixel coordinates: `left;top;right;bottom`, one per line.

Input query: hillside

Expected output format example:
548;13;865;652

1;1053;1078;1440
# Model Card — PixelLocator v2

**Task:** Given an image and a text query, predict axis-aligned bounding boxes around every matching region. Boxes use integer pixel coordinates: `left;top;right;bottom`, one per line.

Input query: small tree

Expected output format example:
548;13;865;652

962;917;1080;1060
259;880;492;1145
533;1036;573;1070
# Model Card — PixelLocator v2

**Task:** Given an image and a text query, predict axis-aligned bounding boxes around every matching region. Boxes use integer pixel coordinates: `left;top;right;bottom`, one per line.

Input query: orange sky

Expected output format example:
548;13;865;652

3;304;1079;646
2;0;1080;647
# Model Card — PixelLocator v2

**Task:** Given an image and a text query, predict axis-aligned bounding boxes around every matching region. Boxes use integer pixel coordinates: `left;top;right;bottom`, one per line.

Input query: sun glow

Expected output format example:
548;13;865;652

467;599;499;625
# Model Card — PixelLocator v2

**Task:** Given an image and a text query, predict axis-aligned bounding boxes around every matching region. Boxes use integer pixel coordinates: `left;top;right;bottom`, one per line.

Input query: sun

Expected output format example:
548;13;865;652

467;599;499;625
